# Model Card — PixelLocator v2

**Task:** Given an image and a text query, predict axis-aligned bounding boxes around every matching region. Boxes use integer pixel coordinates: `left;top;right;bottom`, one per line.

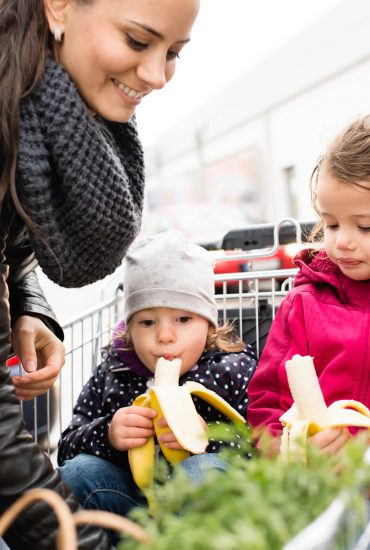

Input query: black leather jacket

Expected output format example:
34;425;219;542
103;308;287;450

0;200;111;548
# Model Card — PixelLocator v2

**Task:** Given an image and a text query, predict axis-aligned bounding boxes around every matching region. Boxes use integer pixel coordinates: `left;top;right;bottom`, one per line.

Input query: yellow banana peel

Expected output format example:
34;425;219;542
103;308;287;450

128;357;246;497
280;354;370;460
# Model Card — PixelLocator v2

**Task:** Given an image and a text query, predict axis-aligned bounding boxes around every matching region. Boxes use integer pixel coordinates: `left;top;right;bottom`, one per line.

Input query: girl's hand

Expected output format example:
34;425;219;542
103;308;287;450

11;315;65;400
310;426;351;455
108;405;156;451
157;415;207;450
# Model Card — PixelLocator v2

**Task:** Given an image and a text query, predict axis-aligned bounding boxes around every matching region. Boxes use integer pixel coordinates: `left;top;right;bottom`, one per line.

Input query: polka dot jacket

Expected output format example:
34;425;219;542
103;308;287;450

57;340;257;468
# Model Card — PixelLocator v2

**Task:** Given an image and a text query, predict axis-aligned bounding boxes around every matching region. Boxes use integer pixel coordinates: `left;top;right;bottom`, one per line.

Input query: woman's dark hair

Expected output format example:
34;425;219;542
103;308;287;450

0;0;49;209
309;115;370;241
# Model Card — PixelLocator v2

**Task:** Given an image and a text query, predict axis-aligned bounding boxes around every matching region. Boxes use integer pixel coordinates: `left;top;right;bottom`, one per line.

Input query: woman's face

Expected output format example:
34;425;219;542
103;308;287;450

45;0;200;121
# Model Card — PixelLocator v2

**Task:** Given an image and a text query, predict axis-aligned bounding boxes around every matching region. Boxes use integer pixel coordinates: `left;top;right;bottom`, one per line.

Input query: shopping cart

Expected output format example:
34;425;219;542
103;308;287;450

14;217;370;549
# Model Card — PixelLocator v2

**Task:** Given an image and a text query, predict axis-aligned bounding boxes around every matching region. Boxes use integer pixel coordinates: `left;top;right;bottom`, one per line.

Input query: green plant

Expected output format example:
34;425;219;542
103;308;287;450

119;425;370;550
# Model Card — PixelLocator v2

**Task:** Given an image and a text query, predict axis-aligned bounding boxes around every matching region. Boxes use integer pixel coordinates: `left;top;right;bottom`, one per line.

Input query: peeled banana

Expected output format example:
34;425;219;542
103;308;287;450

280;354;370;459
128;357;245;495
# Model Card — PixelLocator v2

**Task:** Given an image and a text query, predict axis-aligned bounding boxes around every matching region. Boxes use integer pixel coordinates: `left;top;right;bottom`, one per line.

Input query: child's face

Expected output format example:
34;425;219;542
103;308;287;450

317;170;370;280
129;307;211;375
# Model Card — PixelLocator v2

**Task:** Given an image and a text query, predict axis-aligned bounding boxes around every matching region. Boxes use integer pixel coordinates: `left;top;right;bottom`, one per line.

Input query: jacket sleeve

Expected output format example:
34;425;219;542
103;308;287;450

247;292;310;436
5;223;63;340
58;363;129;468
8;269;63;341
0;213;109;548
0;353;112;550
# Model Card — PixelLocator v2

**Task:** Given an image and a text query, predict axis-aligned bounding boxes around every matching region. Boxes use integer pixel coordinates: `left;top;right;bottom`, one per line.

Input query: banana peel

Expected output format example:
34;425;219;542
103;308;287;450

280;354;370;460
128;357;246;497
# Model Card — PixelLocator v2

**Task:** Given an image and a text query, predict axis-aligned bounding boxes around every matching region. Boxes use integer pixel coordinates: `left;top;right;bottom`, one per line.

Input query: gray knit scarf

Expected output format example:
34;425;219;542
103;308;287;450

16;55;145;288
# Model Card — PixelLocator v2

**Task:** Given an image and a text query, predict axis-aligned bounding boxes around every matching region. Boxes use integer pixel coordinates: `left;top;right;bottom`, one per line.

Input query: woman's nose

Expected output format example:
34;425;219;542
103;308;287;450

137;52;167;91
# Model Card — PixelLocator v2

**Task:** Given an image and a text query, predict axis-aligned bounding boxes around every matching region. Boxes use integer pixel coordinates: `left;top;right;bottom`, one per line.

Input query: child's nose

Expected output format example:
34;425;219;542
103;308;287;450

336;230;356;250
157;324;176;343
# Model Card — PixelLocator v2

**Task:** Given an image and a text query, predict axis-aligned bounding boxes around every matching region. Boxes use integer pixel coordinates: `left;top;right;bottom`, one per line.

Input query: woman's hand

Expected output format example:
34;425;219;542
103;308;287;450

310;426;351;455
108;406;157;451
11;315;65;400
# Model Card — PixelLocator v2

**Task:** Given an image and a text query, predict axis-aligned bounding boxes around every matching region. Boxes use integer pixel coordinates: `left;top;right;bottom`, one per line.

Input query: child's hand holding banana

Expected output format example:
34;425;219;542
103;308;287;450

127;357;246;499
108;405;157;452
280;354;370;459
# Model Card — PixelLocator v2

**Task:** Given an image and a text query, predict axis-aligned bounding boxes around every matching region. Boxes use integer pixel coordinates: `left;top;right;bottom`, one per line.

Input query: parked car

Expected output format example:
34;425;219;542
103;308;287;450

209;221;318;292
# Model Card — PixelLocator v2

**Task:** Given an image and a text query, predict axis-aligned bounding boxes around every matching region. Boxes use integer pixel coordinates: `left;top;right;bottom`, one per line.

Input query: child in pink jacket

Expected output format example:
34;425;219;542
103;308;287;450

248;115;370;455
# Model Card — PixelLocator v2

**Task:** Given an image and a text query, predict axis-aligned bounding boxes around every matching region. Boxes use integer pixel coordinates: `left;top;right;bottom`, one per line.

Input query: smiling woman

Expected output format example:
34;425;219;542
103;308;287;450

0;0;199;548
49;0;198;121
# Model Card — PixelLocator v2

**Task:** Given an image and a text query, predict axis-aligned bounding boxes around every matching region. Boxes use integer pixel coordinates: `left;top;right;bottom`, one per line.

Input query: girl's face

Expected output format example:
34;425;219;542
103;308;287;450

129;307;211;376
44;0;200;122
317;169;370;280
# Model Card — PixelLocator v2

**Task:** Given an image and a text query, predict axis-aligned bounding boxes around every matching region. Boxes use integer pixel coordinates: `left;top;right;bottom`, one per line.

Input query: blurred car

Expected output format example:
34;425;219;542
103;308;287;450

7;355;58;450
210;221;318;292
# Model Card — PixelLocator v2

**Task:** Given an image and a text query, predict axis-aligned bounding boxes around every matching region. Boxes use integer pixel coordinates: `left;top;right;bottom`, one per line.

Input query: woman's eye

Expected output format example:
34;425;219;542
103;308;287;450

166;50;180;61
126;34;148;51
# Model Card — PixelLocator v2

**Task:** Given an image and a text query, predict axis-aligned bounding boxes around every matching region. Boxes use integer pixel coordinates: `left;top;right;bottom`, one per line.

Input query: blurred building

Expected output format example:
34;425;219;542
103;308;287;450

142;0;370;240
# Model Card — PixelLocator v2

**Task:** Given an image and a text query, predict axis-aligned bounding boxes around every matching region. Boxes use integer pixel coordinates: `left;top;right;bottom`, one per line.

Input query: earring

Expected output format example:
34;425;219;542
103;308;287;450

54;26;63;42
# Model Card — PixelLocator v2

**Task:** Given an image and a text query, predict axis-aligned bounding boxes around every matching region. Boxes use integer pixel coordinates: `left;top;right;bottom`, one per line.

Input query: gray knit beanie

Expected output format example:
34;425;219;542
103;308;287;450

124;230;218;326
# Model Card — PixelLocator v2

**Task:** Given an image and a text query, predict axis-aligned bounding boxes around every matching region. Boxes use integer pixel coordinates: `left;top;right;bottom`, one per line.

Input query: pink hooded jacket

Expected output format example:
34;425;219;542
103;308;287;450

248;248;370;436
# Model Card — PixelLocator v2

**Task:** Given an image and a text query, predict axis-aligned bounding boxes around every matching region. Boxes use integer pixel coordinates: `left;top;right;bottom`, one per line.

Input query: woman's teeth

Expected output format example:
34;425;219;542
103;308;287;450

114;80;142;99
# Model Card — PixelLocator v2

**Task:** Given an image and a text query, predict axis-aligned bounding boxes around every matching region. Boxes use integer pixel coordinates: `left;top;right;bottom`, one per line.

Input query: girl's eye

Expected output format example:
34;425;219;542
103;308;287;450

325;224;338;230
166;50;180;61
359;226;370;232
126;34;148;51
139;320;155;327
178;316;192;323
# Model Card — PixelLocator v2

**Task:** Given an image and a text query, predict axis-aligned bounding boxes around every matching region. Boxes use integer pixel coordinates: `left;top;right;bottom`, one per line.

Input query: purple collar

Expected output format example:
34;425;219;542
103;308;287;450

111;320;153;378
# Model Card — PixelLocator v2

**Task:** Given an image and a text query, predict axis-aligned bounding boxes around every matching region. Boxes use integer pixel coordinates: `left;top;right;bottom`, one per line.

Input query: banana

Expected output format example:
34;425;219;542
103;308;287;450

128;357;246;496
280;354;370;459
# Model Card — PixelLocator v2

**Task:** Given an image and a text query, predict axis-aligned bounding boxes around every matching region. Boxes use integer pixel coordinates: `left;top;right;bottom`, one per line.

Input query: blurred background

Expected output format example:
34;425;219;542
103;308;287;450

39;0;370;321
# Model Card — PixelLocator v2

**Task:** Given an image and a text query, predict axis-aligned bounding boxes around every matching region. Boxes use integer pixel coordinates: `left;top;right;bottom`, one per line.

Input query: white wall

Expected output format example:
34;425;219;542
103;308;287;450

144;0;370;223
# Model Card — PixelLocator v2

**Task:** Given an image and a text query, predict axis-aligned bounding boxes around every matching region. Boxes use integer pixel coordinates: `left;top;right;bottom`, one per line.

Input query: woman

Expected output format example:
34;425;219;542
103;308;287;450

0;0;200;547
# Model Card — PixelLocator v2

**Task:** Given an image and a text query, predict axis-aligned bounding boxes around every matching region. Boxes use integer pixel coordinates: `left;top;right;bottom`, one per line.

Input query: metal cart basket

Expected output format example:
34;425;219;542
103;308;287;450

16;218;370;550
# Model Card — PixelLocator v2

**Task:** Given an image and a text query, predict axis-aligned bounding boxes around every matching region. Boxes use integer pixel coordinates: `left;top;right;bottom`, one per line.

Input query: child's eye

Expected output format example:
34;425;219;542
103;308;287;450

138;320;155;327
125;34;148;51
359;226;370;232
325;224;338;230
178;316;192;323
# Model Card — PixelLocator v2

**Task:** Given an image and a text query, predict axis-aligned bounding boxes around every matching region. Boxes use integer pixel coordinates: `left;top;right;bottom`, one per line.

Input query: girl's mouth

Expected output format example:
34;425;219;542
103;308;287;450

162;354;177;361
337;258;361;267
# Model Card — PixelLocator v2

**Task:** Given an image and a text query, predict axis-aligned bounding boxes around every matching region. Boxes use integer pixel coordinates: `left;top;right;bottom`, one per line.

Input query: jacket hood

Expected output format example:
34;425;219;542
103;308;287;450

294;248;369;304
110;319;153;378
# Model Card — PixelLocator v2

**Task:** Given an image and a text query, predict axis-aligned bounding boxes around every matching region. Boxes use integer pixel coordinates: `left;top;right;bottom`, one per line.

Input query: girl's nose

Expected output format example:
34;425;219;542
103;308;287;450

137;52;167;91
157;323;176;343
336;230;356;250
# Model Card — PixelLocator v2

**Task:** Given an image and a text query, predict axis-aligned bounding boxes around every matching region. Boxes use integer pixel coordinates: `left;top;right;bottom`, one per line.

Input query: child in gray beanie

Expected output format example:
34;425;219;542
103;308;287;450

123;229;218;329
58;230;257;529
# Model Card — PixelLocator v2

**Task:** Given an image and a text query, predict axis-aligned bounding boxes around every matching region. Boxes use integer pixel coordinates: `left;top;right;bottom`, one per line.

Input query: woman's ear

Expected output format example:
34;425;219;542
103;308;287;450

43;0;70;35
